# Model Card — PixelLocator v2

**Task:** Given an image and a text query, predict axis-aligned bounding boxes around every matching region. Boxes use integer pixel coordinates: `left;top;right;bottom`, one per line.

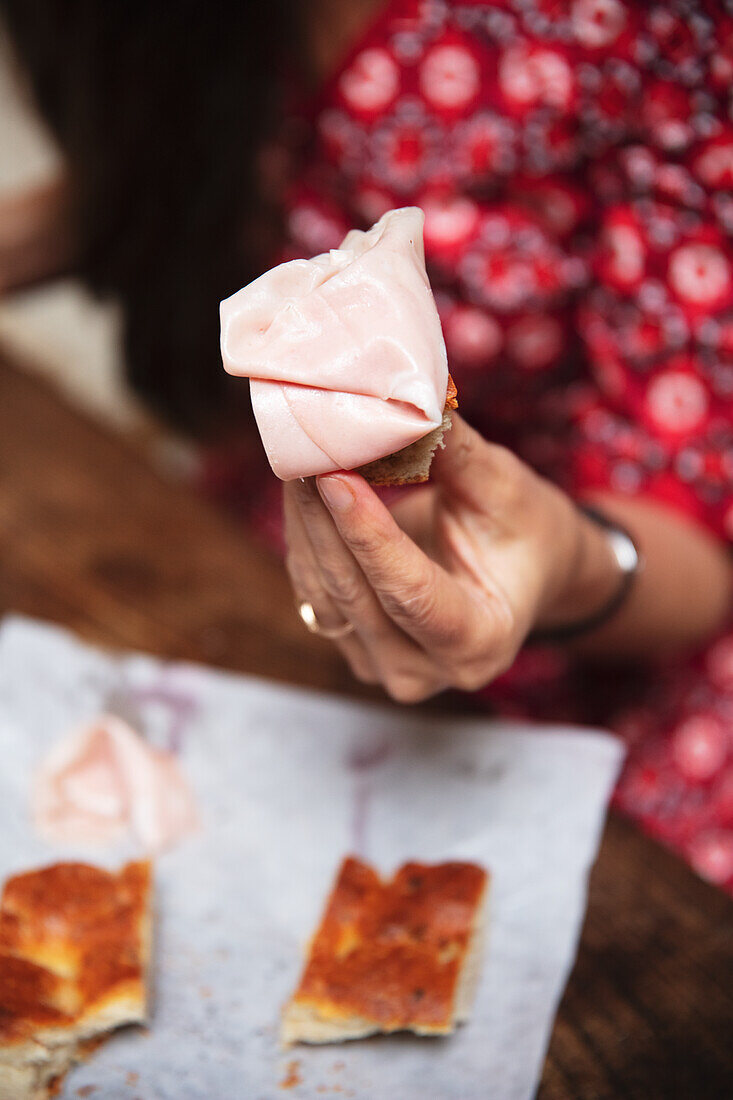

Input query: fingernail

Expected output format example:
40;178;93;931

318;475;355;513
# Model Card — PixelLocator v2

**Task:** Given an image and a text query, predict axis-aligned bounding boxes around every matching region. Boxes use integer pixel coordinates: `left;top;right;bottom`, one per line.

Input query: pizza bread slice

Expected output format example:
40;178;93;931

358;374;459;486
0;860;152;1099
0;953;78;1100
282;856;489;1045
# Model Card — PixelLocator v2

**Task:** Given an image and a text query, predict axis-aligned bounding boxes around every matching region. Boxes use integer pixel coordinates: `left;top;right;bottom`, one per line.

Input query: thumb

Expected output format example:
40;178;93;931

431;413;516;510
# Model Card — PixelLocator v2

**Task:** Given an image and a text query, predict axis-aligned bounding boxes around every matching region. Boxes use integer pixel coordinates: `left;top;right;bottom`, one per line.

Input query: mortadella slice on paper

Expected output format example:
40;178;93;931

33;715;198;853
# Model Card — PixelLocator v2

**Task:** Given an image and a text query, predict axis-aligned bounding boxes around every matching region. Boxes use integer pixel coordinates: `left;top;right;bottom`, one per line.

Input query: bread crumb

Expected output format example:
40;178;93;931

280;1059;302;1089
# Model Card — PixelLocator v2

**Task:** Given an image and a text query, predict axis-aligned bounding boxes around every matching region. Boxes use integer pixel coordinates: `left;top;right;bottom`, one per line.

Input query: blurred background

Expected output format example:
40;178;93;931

0;18;132;427
0;3;291;520
0;5;731;1093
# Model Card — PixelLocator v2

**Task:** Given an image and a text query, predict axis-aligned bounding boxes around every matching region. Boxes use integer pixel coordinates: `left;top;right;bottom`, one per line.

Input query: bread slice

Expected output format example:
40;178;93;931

282;856;489;1046
358;375;458;486
0;861;152;1099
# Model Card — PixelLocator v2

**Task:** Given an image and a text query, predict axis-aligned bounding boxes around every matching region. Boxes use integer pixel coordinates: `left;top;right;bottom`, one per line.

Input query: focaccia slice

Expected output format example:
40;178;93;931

358;374;459;486
0;860;152;1099
282;856;489;1045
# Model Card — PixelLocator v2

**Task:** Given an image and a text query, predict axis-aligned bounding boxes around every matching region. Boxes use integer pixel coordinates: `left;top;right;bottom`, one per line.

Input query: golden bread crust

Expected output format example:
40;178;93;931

283;856;488;1043
0;861;152;1098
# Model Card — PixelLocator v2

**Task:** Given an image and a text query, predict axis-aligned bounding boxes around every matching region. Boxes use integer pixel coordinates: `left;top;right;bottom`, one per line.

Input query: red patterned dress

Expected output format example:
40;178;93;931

206;0;733;891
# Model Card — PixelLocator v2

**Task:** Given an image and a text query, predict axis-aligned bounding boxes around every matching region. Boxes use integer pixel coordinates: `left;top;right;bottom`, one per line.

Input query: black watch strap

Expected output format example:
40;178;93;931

530;504;642;645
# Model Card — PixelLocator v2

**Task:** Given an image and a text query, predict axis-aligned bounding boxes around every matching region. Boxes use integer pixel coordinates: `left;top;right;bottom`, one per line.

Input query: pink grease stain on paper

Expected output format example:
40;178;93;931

123;677;197;756
346;734;391;858
123;670;201;754
33;714;199;853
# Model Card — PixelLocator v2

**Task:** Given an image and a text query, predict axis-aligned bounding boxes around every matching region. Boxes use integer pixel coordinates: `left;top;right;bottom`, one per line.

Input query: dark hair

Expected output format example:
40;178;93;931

2;0;293;435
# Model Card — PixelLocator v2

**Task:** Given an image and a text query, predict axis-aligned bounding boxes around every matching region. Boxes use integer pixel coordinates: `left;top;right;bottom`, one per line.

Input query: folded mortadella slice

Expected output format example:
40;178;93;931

220;207;449;480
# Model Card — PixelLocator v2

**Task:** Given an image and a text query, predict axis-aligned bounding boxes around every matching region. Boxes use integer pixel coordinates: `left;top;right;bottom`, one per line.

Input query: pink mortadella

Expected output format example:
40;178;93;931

32;715;199;853
220;207;449;480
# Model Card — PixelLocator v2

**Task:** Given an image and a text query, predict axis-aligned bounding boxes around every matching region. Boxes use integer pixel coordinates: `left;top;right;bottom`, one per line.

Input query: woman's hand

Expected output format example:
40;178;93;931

283;415;621;702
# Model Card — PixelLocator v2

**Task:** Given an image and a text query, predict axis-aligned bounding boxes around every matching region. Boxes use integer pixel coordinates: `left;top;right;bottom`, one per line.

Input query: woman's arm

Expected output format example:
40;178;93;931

284;415;732;703
547;489;731;658
0;177;73;294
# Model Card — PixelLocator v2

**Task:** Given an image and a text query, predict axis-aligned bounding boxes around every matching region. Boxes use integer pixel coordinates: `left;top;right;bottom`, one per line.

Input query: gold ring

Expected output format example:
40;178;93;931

298;601;355;640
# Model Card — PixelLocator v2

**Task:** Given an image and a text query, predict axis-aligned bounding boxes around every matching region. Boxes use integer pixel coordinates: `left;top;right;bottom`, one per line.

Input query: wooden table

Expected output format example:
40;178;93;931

1;355;731;1099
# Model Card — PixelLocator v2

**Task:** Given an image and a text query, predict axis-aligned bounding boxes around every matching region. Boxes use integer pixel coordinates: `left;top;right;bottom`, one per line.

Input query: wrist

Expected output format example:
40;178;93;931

536;501;622;634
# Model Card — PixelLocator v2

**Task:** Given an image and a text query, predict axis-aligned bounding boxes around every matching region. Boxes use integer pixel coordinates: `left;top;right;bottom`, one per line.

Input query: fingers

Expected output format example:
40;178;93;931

283;483;377;685
315;472;478;654
284;480;444;701
284;484;348;632
431;414;526;524
283;420;546;701
388;486;435;553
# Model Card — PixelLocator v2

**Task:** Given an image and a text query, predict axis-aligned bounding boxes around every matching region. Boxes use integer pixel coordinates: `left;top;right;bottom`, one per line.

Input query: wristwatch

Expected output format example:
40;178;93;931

531;504;643;644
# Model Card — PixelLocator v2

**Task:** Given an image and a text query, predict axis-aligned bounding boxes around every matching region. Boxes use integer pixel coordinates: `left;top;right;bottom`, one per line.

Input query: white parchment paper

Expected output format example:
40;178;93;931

0;616;623;1100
